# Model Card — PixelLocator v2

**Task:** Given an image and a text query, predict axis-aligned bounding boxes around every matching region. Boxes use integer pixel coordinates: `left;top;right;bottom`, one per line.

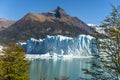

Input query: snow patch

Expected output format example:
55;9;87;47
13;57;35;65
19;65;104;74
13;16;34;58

0;46;3;54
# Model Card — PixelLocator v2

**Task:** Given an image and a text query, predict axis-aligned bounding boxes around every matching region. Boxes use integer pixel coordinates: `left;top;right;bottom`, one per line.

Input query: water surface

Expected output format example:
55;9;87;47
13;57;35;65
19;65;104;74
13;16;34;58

29;58;93;80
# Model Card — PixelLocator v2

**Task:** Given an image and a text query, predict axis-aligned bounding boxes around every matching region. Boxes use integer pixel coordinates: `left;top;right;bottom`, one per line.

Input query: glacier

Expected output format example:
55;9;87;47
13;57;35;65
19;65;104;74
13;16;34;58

19;35;99;57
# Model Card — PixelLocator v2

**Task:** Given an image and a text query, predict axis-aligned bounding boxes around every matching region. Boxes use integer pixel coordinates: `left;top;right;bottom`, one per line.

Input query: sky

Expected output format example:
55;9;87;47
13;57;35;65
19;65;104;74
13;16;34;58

0;0;119;25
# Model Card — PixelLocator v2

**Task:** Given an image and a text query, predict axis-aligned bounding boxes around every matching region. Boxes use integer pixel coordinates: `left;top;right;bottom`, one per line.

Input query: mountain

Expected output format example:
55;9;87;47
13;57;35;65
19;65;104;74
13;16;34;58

87;24;108;35
0;7;96;45
0;18;15;31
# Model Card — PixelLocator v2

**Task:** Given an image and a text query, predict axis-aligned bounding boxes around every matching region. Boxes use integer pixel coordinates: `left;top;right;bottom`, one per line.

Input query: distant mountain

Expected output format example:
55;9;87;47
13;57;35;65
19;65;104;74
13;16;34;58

87;24;107;34
87;24;98;27
0;18;15;31
0;7;97;45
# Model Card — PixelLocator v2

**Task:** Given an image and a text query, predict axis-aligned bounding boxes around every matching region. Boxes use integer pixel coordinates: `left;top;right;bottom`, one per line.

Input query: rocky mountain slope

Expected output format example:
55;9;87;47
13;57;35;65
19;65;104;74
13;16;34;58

0;18;15;31
0;7;97;45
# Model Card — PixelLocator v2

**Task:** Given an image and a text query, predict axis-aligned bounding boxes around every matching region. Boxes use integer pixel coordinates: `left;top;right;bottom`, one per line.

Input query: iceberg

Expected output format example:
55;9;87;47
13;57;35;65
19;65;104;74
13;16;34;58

19;35;99;57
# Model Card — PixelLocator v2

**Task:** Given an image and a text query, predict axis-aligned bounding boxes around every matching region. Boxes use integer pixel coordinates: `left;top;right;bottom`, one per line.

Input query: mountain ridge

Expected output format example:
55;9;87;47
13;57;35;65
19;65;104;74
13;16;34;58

0;7;97;45
0;18;15;31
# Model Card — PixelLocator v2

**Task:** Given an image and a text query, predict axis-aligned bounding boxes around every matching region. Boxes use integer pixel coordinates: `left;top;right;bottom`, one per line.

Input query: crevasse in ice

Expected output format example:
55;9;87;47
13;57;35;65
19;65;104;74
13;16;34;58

20;35;99;56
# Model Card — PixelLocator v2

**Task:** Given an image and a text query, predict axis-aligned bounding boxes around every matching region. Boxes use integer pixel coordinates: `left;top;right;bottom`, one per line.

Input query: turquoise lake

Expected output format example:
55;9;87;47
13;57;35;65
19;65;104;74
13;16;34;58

29;58;94;80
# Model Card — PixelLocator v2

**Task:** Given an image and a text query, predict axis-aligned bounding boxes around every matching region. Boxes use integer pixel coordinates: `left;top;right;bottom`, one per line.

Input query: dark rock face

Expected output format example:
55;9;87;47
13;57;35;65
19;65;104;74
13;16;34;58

0;7;96;45
55;7;61;18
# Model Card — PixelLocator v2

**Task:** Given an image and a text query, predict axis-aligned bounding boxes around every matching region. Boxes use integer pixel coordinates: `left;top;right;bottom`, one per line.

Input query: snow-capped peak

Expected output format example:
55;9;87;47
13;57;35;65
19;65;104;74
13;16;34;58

87;24;99;27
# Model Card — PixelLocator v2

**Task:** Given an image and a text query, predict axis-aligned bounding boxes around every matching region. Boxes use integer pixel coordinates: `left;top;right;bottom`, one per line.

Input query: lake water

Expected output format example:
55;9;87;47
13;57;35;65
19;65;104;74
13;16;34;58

29;58;94;80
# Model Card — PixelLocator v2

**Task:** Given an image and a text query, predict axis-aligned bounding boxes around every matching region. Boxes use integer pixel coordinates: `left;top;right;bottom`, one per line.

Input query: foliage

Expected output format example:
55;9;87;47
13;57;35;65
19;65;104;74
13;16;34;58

100;5;120;79
102;5;120;28
0;44;30;80
82;5;120;80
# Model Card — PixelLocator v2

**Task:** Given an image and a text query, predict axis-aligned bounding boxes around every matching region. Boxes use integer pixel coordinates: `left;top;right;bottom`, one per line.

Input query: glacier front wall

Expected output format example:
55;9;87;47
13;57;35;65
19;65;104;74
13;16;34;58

20;35;99;56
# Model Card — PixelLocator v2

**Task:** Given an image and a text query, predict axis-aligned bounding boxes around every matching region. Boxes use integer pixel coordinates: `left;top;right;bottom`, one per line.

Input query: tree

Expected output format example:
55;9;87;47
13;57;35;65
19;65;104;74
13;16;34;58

82;5;120;80
0;44;30;80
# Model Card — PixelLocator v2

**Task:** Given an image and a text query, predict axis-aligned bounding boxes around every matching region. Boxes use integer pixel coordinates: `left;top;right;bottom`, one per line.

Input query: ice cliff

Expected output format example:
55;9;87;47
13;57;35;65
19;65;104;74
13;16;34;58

20;35;99;56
